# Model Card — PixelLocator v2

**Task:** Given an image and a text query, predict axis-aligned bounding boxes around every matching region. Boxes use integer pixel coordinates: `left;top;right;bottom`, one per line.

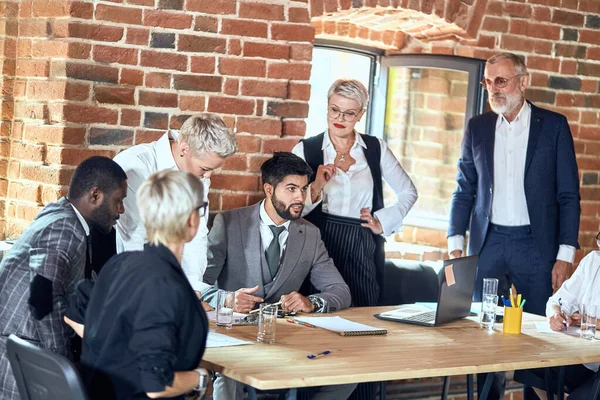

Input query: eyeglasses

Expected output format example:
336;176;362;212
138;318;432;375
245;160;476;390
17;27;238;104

196;202;208;218
480;74;524;89
327;106;360;122
596;231;600;241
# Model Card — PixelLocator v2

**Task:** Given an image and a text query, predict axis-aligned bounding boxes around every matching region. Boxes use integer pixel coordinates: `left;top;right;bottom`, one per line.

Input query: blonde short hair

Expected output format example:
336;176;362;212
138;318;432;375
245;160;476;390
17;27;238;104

178;114;237;158
137;170;205;246
327;79;370;110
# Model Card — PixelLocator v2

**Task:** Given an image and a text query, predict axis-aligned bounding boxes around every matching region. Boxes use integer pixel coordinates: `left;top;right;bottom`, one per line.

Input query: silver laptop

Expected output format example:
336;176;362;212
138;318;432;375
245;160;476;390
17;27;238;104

375;255;478;327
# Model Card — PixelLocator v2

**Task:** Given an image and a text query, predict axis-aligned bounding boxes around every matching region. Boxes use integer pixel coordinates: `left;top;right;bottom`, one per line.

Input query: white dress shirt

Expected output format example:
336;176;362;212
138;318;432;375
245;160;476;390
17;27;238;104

114;130;210;292
70;203;90;236
546;250;600;371
258;200;290;261
292;131;418;237
448;102;575;263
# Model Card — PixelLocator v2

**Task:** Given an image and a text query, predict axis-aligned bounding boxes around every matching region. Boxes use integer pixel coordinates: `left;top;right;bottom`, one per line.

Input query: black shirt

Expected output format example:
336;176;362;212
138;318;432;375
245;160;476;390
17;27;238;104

76;244;208;400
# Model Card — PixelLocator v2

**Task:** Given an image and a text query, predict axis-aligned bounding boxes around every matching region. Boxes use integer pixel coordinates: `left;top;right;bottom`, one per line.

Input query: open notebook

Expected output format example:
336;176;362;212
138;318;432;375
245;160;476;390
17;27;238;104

294;316;387;336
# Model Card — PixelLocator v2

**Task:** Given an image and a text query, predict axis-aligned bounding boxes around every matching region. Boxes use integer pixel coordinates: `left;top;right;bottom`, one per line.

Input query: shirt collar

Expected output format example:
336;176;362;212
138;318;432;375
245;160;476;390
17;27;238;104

156;130;179;171
322;130;366;151
259;200;291;230
69;202;90;236
496;101;530;128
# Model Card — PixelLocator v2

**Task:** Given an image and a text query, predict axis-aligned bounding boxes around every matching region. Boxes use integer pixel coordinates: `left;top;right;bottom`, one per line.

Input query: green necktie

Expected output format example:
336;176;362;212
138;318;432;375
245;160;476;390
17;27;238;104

267;225;286;279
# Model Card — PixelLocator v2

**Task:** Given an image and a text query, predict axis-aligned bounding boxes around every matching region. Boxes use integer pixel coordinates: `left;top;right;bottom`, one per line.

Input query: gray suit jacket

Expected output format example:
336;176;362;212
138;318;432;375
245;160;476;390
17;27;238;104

202;203;351;311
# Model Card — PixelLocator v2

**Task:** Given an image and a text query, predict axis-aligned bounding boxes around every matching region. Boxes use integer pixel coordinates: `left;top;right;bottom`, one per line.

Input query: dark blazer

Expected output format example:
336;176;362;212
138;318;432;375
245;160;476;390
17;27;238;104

448;102;580;262
79;244;208;400
202;202;351;311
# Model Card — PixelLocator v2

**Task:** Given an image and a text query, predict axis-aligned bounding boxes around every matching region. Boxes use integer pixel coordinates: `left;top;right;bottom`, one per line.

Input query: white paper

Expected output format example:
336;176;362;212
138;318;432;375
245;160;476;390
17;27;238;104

206;329;254;348
379;305;433;319
294;316;383;333
534;322;581;336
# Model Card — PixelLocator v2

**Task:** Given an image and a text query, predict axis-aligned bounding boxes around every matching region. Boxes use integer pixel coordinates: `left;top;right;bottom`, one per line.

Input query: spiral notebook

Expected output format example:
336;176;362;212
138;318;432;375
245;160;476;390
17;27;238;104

294;316;387;336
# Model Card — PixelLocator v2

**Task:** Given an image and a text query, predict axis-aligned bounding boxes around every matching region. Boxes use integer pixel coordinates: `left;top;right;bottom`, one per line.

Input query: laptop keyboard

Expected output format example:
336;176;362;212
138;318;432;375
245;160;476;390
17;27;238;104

404;311;436;323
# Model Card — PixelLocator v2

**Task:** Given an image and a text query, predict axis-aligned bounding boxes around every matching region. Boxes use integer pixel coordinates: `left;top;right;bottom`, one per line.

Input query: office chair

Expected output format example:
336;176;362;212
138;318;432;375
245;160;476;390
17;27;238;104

6;334;88;400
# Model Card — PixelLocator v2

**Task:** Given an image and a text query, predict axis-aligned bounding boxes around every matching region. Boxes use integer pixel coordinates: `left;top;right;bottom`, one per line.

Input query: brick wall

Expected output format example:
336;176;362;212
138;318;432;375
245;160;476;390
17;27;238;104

0;0;599;262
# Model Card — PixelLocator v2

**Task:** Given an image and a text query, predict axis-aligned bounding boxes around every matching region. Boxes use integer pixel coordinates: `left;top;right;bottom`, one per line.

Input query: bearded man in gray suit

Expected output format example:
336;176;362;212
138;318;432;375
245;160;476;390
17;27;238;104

202;152;354;400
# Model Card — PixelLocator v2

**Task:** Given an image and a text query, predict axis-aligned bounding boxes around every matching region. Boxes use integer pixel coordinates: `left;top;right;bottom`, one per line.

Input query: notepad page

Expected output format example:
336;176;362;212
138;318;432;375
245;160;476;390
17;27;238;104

294;316;383;333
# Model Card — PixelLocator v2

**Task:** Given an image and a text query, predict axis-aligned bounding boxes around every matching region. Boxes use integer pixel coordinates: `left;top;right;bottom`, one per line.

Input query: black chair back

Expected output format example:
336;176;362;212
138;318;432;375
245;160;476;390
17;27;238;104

6;334;88;400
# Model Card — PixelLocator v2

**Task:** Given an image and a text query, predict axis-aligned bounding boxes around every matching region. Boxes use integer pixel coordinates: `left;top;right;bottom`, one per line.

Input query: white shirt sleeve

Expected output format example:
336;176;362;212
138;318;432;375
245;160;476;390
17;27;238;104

556;244;576;264
115;161;149;253
373;139;418;237
291;141;323;213
447;235;465;255
545;252;592;317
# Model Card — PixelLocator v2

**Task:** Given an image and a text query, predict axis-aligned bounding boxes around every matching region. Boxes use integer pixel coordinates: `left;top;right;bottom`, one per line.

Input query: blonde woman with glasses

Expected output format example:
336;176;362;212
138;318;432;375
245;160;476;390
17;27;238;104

292;78;418;400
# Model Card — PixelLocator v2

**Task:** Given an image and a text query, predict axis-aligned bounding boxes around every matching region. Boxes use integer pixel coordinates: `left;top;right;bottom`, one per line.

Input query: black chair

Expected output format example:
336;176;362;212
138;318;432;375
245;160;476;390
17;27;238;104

6;334;88;400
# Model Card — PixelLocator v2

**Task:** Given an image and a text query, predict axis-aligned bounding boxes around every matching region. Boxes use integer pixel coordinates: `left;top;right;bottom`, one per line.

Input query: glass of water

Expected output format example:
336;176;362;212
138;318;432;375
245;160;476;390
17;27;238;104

216;290;235;329
257;303;278;344
480;278;499;329
580;304;597;340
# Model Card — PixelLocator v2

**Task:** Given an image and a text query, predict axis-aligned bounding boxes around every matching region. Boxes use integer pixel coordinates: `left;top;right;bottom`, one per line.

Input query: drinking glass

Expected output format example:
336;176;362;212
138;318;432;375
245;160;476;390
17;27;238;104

257;303;278;344
216;290;235;329
480;278;499;329
580;304;597;340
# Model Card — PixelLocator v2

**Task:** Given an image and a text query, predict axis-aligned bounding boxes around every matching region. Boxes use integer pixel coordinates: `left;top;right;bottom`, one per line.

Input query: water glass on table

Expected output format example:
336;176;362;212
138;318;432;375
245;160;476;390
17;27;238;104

580;304;597;340
257;303;278;344
216;289;235;329
480;278;499;329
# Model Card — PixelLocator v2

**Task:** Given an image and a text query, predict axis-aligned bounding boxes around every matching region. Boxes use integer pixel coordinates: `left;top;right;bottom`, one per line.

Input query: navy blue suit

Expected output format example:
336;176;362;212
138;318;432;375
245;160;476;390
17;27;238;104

449;101;581;400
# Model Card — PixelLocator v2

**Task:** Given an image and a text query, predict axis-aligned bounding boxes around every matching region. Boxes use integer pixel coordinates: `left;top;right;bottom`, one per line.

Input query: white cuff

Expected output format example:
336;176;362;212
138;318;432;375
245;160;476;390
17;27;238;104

556;245;576;264
447;235;465;254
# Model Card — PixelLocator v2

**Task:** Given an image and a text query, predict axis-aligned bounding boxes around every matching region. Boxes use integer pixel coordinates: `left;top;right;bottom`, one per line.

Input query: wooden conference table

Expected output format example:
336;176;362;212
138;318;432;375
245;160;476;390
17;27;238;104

202;306;600;398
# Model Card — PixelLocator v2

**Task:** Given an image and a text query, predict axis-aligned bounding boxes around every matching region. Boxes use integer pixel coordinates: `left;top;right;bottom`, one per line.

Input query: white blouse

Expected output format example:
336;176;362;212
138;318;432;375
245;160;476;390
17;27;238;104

292;131;418;237
547;251;600;371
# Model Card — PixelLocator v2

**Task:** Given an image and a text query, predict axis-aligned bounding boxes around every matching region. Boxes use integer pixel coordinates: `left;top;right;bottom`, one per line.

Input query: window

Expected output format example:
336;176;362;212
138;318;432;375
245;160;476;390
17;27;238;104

305;46;485;232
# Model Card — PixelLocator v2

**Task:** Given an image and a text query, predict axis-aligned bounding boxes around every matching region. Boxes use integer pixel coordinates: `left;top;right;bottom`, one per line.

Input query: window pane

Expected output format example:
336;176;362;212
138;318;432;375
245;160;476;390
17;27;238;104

384;67;469;228
305;48;372;138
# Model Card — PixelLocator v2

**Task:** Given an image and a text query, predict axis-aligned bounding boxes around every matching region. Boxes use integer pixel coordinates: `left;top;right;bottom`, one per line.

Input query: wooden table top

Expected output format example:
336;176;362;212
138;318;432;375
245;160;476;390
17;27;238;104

201;306;600;390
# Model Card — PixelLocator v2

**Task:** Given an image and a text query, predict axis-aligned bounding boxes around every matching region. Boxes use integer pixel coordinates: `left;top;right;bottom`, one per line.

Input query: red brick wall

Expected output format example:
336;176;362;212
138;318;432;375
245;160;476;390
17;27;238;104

0;0;599;262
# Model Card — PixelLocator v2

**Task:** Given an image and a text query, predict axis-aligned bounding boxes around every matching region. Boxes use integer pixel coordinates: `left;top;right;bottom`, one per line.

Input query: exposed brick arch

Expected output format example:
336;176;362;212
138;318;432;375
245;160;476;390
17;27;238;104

310;0;488;50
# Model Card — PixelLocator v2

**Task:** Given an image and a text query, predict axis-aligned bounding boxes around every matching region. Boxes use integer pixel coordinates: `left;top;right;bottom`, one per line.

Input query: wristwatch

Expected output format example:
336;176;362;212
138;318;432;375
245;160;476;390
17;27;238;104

308;295;326;313
193;368;209;397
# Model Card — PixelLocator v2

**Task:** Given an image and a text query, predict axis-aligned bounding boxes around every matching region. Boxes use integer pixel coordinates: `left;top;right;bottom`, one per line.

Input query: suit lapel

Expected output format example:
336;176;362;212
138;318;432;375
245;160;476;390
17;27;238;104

484;113;497;184
240;204;264;293
266;220;305;298
525;102;543;176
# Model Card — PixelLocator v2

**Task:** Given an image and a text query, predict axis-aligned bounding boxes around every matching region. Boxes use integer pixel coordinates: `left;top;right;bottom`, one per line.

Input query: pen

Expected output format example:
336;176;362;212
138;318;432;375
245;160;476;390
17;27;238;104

558;298;568;328
509;288;514;307
287;319;315;328
307;350;331;359
517;294;522;309
520;299;526;308
501;295;509;307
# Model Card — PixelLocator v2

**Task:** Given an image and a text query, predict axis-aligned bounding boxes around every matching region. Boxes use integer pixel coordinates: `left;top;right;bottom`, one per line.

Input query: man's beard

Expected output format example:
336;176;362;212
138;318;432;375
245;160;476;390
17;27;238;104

271;193;303;221
490;91;522;116
89;198;116;234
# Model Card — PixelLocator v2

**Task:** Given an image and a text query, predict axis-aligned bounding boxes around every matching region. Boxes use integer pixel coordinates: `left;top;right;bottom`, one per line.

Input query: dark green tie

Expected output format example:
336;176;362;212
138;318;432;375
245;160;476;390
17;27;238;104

267;225;286;279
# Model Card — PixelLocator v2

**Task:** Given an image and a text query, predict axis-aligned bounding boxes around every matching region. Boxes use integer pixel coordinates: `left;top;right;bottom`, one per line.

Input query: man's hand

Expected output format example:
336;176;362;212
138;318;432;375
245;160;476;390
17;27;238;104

312;164;336;193
280;291;314;313
234;285;263;313
449;250;462;259
552;260;572;293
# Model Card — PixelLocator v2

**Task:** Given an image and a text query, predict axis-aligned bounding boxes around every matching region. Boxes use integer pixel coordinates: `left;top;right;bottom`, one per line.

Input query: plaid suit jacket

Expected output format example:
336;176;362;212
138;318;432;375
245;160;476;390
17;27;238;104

0;197;87;400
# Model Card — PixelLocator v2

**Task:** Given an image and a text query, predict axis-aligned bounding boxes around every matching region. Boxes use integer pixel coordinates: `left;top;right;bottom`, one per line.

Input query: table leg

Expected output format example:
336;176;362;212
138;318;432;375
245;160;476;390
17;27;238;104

544;367;553;399
479;373;494;400
557;366;565;399
591;368;600;400
467;374;474;400
247;386;258;400
288;388;298;400
441;376;451;400
379;381;386;400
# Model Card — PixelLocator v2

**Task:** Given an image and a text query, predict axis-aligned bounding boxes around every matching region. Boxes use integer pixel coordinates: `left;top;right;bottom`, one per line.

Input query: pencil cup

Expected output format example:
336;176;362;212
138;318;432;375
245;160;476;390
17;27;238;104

257;303;278;344
502;306;523;334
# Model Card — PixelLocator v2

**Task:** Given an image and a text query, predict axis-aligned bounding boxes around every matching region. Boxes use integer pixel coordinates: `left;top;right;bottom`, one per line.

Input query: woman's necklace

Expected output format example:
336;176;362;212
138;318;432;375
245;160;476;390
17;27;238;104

333;137;355;163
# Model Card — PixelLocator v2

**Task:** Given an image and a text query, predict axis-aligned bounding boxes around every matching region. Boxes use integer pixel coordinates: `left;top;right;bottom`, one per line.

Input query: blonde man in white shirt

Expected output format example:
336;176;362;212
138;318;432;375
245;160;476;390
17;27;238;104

447;52;581;400
514;236;600;400
114;114;237;295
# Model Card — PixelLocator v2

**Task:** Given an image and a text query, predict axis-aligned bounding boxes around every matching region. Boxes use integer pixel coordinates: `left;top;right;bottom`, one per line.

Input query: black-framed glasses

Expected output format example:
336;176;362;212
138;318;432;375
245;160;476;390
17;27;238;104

196;202;208;218
480;74;524;89
327;106;360;122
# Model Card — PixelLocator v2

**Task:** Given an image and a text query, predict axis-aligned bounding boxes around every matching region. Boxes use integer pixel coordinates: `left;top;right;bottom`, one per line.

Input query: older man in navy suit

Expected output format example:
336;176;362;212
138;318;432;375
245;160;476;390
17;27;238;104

447;52;580;400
